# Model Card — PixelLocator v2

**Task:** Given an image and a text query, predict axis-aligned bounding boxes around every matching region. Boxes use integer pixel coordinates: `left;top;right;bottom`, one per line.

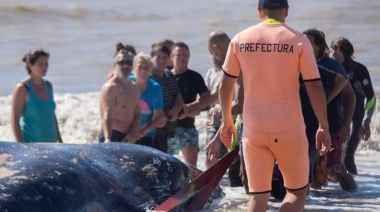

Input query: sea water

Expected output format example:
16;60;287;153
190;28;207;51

1;0;380;211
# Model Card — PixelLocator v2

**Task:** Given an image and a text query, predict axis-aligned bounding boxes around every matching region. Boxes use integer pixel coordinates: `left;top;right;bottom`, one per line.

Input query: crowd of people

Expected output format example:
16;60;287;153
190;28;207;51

10;0;376;211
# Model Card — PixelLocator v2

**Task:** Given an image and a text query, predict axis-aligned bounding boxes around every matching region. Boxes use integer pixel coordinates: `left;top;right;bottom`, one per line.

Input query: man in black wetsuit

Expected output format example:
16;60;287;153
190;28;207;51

303;29;357;188
330;37;376;175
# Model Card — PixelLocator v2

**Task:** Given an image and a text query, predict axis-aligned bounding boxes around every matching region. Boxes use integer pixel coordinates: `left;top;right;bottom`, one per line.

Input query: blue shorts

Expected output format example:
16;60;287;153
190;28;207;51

167;127;199;155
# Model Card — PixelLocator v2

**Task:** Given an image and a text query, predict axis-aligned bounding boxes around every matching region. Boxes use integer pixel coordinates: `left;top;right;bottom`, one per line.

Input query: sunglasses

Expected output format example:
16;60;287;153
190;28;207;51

116;60;133;66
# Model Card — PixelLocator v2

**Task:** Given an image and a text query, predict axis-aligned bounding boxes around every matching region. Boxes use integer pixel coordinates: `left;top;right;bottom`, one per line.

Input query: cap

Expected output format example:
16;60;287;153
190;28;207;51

258;0;288;10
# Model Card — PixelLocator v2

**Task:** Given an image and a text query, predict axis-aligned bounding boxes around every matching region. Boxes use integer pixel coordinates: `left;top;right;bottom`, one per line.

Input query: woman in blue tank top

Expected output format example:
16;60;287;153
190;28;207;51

11;49;63;143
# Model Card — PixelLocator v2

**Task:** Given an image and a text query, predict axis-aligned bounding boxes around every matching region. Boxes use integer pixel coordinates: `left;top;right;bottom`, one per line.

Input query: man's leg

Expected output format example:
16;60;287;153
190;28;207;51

154;128;168;153
167;132;180;156
229;158;243;187
243;132;274;211
345;99;365;175
248;193;271;211
182;146;199;167
271;124;309;211
179;127;199;167
136;137;154;147
279;187;308;212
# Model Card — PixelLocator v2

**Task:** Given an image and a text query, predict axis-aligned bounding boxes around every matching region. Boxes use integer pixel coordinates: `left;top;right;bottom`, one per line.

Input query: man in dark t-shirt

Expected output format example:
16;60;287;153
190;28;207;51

168;42;210;167
303;28;355;188
300;65;347;186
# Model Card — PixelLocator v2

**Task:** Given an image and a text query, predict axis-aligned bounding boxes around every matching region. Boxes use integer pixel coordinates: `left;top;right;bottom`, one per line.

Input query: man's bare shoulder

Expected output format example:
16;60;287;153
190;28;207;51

129;81;140;93
100;80;119;93
101;79;140;96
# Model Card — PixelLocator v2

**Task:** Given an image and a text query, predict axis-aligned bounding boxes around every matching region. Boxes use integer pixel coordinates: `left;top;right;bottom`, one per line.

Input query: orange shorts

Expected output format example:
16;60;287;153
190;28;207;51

242;122;309;193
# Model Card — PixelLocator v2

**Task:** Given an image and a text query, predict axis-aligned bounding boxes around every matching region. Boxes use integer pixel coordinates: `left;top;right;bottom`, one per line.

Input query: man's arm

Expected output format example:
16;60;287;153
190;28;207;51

359;66;376;141
137;109;164;138
304;80;331;155
185;91;216;112
167;94;184;122
326;74;347;103
338;82;356;142
186;69;220;111
219;73;238;149
99;84;115;143
125;99;141;143
205;74;243;156
231;73;244;115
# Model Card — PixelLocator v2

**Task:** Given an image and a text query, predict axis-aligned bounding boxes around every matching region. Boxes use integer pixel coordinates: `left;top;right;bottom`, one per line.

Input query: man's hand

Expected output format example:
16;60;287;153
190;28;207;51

338;121;351;143
136;123;149;139
315;127;331;156
124;133;137;144
177;107;186;119
360;124;371;141
205;106;221;126
204;133;222;160
157;116;167;128
166;109;178;122
220;120;237;149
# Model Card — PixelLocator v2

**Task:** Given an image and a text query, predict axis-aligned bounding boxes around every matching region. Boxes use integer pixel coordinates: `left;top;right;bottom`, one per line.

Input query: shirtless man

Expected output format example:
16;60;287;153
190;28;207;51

99;48;141;143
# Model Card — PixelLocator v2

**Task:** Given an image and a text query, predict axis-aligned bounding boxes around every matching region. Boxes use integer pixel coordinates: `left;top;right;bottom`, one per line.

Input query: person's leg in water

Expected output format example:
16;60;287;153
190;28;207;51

345;98;365;175
272;125;309;211
179;127;199;167
247;184;307;212
308;136;323;189
280;187;308;212
229;158;243;187
229;119;243;187
182;146;199;167
153;128;168;153
243;133;274;211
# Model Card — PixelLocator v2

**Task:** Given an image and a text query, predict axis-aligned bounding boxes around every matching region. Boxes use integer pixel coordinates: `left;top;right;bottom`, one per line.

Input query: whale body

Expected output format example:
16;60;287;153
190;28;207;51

0;142;201;211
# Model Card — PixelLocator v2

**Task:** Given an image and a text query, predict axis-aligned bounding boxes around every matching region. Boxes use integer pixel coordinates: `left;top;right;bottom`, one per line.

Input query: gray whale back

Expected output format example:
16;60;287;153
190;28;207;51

0;142;190;212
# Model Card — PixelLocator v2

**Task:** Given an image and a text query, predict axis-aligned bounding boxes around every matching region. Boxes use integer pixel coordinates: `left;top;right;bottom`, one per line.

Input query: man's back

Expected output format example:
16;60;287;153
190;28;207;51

223;22;320;133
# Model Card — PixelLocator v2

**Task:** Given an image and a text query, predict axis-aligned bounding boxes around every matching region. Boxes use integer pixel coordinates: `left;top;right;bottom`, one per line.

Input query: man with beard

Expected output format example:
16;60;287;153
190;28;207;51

98;47;141;143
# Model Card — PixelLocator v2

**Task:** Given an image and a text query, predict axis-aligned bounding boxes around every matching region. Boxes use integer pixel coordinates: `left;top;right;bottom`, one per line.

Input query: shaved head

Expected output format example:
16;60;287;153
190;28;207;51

207;30;230;48
207;31;231;64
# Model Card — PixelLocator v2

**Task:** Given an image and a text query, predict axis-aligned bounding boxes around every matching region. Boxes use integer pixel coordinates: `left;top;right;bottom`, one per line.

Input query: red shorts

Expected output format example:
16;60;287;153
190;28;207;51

242;122;309;193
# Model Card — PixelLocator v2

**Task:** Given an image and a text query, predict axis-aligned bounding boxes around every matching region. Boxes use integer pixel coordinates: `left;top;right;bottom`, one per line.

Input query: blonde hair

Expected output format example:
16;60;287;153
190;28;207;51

133;52;153;68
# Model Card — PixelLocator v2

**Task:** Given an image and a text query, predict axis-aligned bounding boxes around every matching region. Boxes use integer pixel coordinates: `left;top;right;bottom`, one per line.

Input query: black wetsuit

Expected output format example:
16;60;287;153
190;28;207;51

343;59;376;173
300;65;339;183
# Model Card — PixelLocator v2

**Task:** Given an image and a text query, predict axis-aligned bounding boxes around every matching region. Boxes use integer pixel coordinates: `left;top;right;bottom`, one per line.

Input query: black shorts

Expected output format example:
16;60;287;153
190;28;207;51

98;129;127;143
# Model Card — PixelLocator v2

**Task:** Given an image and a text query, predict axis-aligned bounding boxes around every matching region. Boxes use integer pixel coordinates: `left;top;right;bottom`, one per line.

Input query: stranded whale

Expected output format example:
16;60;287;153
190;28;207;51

0;141;220;211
